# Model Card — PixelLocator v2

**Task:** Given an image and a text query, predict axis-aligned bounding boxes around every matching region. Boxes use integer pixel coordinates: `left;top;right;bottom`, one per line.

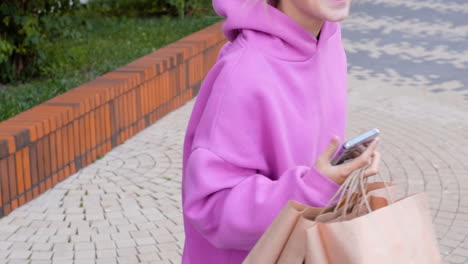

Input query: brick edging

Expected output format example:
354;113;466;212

0;22;227;218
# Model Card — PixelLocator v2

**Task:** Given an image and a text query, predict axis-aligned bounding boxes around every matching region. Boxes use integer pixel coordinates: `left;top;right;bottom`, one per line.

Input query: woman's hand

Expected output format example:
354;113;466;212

315;136;381;185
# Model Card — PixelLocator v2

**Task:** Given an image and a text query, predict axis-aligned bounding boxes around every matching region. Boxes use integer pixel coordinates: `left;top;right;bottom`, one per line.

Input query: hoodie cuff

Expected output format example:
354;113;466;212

302;166;340;205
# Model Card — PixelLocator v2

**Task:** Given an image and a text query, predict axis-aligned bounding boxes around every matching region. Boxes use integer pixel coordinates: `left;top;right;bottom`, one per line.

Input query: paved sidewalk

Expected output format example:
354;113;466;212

1;0;468;263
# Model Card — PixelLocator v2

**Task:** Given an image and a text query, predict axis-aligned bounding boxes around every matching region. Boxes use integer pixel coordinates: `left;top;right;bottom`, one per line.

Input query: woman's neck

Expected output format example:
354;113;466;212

276;1;324;38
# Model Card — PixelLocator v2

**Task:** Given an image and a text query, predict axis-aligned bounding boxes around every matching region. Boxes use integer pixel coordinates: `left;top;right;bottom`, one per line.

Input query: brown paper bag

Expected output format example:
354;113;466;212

243;167;442;264
305;192;442;264
275;182;398;263
243;180;397;263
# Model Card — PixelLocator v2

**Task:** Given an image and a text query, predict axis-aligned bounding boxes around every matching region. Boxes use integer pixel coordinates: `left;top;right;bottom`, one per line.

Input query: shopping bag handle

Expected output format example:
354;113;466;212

319;166;394;218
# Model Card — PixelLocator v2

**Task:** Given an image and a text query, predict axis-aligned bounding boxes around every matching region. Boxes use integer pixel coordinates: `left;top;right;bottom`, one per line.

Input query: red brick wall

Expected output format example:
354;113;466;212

0;22;226;218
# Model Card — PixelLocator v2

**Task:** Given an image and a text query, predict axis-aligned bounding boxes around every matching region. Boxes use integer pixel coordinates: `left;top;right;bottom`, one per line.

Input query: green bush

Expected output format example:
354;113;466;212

0;0;213;84
86;0;213;18
0;0;85;83
0;15;221;122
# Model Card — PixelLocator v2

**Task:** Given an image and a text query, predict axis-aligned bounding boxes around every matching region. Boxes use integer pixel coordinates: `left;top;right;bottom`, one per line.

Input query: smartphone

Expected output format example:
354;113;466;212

331;128;380;166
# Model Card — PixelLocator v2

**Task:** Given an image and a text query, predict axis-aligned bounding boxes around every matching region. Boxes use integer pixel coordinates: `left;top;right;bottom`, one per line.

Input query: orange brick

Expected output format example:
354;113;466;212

23;147;31;191
18;195;25;207
56;128;64;172
4;204;11;215
7;155;17;202
104;104;111;141
46;178;52;189
33;187;39;199
79;117;86;156
36;139;45;186
52;173;58;185
0;158;9;206
0;135;16;155
67;124;75;165
50;132;58;176
64;166;70;178
90;111;97;149
70;163;76;174
73;120;80;157
43;135;51;179
24;191;31;202
11;199;18;210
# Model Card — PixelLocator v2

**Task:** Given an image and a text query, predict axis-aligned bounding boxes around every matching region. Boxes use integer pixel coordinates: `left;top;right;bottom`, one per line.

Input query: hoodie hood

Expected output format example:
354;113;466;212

182;1;348;262
213;0;339;59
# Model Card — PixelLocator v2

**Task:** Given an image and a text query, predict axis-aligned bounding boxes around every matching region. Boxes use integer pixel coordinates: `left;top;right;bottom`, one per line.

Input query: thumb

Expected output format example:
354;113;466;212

322;135;341;162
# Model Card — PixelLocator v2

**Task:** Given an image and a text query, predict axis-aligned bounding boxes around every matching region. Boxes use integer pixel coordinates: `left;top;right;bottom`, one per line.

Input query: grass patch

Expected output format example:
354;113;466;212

0;15;221;122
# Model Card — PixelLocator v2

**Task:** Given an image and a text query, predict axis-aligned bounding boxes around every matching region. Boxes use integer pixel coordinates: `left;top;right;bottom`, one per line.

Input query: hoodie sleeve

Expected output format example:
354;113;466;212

183;147;339;251
182;49;342;251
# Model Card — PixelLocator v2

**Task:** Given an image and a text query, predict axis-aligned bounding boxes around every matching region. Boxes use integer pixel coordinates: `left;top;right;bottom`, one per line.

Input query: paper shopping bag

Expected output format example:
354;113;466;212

305;192;442;264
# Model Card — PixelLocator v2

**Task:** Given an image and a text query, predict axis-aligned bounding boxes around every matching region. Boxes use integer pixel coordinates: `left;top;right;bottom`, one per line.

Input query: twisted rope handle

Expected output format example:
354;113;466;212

319;165;395;219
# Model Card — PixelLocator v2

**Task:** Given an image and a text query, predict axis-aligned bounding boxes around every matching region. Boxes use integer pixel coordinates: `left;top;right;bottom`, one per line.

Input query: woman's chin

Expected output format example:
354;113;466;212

323;11;350;22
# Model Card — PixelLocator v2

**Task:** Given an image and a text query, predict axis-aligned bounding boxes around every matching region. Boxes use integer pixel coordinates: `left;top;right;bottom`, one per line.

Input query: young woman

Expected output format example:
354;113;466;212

181;0;380;262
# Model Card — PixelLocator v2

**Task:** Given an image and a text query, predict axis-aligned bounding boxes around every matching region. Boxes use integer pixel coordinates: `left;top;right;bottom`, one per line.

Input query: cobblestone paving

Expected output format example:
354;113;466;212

0;0;467;263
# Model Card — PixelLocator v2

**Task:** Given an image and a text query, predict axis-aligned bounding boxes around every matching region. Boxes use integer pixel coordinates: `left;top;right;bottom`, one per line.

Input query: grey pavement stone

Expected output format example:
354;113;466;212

9;250;31;259
10;243;32;251
74;242;94;251
0;250;9;258
95;241;115;250
8;260;30;264
97;249;117;259
51;249;73;260
75;259;95;264
75;250;96;259
115;240;136;249
30;260;51;264
96;259;117;264
116;247;138;257
117;255;140;264
138;253;160;262
30;251;52;260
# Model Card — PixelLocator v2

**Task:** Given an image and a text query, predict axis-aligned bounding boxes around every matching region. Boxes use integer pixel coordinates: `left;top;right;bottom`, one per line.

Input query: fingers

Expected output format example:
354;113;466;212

366;137;379;153
364;151;381;177
320;135;341;162
337;138;380;175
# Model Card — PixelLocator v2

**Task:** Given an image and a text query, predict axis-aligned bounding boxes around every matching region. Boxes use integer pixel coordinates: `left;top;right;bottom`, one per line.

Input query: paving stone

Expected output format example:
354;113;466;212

52;250;73;260
8;260;30;264
74;242;95;251
96;258;117;264
53;243;73;252
9;250;32;259
138;253;160;262
74;250;95;259
97;249;117;259
75;259;95;264
116;247;138;257
135;237;156;247
0;250;9;258
0;241;12;250
30;260;52;264
95;241;115;250
10;243;32;251
30;251;52;260
136;245;158;254
117;255;139;264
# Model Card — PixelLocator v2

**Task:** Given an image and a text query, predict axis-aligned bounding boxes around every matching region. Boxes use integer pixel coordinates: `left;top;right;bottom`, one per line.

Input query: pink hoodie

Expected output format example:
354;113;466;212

182;0;348;263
